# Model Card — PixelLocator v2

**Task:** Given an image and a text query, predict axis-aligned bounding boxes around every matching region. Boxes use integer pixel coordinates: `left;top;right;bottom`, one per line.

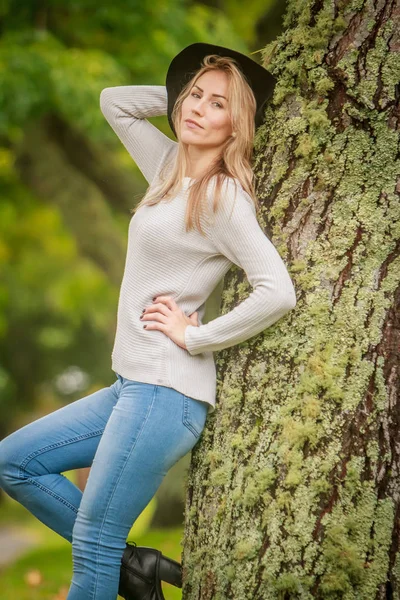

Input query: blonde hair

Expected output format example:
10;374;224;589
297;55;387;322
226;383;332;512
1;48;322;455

131;54;259;235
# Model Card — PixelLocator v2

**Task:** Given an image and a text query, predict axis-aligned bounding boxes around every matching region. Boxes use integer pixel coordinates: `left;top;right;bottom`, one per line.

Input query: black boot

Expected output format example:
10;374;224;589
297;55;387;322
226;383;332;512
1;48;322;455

118;541;182;600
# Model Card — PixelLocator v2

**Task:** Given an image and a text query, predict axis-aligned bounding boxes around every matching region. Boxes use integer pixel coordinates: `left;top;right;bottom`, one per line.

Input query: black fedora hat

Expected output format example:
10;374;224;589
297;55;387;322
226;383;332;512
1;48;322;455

165;42;277;137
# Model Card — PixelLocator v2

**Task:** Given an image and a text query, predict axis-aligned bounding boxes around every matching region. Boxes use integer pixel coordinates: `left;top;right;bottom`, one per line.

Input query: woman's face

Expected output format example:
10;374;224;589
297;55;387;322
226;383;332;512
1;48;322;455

180;70;233;149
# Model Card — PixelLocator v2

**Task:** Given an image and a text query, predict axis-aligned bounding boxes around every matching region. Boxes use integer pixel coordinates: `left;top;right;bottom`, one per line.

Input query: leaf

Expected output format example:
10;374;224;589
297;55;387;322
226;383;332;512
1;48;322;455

24;568;43;586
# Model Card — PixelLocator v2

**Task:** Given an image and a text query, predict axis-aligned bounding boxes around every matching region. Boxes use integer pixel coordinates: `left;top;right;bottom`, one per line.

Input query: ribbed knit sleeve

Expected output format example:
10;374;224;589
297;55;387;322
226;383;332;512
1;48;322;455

99;85;176;184
184;182;297;356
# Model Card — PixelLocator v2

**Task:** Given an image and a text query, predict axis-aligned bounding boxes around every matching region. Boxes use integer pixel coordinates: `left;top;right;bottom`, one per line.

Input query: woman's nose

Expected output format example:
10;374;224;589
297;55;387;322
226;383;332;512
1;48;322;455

193;101;205;114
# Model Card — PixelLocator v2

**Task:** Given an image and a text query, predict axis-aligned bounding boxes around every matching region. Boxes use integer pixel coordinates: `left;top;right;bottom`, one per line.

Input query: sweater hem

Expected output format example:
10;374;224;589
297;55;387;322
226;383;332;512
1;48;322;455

111;360;216;414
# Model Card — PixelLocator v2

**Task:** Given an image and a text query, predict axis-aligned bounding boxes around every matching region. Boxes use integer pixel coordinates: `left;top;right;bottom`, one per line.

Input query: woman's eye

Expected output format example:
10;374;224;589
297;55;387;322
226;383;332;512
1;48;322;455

191;92;223;108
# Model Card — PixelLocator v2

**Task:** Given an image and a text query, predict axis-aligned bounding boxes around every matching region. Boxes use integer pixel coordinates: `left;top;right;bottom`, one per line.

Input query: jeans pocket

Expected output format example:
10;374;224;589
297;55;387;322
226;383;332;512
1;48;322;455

182;395;208;439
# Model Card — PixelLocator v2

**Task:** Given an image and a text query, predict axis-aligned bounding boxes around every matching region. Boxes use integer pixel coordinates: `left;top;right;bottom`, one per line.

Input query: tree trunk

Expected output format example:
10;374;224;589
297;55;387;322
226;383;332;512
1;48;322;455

182;0;400;598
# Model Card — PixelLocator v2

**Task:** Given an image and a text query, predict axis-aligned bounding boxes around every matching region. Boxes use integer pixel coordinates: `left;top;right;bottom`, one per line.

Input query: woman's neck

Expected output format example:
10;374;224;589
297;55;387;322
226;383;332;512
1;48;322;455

185;147;221;179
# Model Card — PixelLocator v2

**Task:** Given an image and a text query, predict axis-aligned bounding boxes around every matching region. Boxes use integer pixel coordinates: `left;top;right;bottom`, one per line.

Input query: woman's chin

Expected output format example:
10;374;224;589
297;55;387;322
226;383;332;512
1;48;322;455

180;132;203;145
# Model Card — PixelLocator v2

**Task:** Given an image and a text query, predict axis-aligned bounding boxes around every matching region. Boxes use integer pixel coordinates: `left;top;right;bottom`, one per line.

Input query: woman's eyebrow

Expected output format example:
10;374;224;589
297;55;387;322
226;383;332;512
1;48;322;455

193;84;227;100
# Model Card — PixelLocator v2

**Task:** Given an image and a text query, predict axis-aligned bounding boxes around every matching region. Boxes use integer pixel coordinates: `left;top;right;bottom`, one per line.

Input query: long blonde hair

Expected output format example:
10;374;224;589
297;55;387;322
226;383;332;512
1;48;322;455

131;54;259;235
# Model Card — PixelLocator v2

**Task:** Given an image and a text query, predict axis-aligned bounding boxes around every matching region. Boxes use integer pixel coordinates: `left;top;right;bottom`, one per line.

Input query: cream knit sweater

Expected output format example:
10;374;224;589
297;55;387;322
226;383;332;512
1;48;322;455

99;85;296;413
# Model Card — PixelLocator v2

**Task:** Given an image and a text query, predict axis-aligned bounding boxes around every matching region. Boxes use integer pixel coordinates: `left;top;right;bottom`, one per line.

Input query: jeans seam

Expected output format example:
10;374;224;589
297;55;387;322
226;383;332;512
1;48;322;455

92;385;158;599
18;429;105;480
26;476;79;513
182;396;200;439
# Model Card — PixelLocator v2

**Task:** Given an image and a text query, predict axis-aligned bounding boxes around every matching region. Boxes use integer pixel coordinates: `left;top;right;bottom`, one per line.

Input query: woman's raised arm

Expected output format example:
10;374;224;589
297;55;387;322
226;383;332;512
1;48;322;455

100;85;177;185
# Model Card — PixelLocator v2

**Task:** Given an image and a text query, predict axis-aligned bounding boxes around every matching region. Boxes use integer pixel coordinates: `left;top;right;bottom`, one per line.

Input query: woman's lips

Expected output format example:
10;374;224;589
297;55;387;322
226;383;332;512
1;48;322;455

185;120;202;129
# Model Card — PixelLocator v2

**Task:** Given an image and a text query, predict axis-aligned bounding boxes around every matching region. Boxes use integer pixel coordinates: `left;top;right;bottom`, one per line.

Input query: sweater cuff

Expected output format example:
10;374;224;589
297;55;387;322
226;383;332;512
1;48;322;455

184;325;207;356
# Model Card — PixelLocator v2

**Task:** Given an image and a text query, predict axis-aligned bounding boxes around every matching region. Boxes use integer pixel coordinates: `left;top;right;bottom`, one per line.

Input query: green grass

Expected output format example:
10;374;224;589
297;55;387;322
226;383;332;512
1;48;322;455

0;493;183;599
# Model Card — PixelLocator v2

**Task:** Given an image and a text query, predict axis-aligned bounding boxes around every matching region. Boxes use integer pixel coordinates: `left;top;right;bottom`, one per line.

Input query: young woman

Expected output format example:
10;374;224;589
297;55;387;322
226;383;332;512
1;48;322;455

0;43;296;600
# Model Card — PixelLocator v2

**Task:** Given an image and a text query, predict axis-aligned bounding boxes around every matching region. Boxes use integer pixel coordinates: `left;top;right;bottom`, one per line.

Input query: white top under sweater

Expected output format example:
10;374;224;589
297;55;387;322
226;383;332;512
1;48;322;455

99;85;297;413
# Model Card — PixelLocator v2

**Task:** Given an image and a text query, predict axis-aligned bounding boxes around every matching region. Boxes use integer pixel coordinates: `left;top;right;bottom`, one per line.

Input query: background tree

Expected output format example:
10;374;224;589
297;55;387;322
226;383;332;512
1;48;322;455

182;0;400;597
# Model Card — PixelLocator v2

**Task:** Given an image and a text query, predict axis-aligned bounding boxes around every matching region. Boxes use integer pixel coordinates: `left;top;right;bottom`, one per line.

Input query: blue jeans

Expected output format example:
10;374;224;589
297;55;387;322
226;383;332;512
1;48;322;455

0;373;209;599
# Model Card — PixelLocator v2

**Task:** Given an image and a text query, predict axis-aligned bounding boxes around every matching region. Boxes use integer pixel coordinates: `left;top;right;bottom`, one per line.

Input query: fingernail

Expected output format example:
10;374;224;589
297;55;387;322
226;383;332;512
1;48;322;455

143;325;147;329
142;309;145;313
152;297;157;301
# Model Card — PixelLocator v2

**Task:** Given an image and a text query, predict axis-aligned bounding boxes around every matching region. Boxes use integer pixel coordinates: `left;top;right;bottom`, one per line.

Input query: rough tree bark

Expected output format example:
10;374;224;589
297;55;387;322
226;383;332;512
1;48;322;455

182;0;400;598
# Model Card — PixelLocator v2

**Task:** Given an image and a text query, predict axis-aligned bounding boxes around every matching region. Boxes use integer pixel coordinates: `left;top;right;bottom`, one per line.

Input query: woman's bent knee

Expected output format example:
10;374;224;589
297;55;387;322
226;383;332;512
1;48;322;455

0;432;21;492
